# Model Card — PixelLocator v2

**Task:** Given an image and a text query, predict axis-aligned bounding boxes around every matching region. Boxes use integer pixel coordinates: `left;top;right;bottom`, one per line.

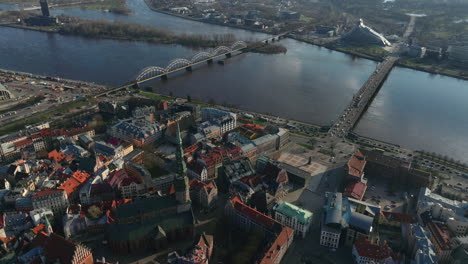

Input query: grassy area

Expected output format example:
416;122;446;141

298;143;315;150
0;96;44;115
318;148;335;157
398;58;468;80
139;91;173;101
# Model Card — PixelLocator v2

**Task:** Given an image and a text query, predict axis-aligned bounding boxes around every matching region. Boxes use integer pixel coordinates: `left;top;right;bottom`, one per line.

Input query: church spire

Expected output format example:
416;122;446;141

44;215;53;235
175;122;187;177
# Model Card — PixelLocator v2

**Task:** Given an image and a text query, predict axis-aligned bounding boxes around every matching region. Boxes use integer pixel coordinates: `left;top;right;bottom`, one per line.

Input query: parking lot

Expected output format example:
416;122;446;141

362;177;408;213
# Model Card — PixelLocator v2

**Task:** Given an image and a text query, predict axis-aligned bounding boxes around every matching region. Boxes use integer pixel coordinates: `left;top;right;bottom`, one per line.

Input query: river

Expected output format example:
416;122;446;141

355;67;468;162
1;0;468;161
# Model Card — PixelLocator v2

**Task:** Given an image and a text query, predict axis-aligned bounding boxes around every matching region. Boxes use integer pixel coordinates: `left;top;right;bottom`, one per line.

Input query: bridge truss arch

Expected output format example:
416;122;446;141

166;58;192;72
230;41;247;50
136;66;167;82
191;52;213;63
212;46;232;56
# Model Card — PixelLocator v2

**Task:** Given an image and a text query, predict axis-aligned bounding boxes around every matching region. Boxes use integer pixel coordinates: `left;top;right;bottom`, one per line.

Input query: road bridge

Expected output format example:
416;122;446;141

329;56;399;138
94;32;290;98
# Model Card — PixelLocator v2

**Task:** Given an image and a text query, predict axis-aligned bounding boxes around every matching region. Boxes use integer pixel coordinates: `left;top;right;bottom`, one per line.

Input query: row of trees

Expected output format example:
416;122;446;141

58;18;238;48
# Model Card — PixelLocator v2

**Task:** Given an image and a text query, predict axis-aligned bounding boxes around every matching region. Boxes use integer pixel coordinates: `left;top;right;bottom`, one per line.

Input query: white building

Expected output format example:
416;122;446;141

30;208;54;226
418;188;468;236
201;108;237;134
107;119;165;147
32;189;69;215
273;201;312;238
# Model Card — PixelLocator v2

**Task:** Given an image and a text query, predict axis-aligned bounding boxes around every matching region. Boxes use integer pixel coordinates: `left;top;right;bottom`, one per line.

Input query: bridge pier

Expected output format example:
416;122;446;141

207;59;213;64
161;74;168;81
131;83;140;89
225;53;232;58
185;66;192;72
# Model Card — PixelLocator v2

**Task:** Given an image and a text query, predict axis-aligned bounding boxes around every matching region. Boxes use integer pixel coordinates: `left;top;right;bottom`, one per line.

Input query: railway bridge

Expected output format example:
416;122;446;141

94;32;290;98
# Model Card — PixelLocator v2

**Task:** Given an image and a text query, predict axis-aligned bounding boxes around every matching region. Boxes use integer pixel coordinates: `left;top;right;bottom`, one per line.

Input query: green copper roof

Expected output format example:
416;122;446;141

275;201;313;225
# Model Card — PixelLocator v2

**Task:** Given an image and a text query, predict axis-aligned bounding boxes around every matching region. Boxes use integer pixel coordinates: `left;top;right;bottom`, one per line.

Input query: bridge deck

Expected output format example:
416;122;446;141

94;32;290;98
329;56;398;138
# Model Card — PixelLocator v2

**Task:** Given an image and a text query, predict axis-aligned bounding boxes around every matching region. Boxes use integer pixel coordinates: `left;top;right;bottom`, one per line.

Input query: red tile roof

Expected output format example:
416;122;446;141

244;123;265;131
427;221;452;250
346;150;366;178
343;181;367;200
72;170;91;183
32;224;45;234
32;233;92;264
59;171;90;196
32;189;65;199
14;138;32;148
230;196;280;230
354;237;392;260
260;226;294;264
48;149;66;163
204;182;216;194
190;179;206;190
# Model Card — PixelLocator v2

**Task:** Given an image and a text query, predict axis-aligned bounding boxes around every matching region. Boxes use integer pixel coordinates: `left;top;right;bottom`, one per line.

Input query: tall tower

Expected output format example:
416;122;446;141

40;0;50;17
44;215;53;235
174;123;190;206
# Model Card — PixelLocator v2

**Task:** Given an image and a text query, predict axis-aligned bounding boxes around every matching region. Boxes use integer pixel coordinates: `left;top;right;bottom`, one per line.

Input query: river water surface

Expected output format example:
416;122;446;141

1;0;468;161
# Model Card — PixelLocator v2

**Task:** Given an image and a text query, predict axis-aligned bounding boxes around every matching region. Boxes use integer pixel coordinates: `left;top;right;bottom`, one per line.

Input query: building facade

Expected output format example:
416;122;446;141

273;201;312;238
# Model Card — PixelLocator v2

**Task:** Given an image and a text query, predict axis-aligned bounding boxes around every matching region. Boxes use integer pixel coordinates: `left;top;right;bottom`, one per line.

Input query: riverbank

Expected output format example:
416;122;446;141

397;59;468;81
0;0;132;14
142;1;468;81
0;16;239;48
142;0;273;36
251;44;287;54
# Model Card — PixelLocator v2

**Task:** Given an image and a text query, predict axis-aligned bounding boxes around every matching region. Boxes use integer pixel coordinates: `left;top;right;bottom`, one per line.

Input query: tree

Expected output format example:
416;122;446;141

187;95;192;102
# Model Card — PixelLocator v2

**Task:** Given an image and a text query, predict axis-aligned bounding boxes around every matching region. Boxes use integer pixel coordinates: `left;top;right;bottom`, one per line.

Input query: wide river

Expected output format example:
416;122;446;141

1;0;468;161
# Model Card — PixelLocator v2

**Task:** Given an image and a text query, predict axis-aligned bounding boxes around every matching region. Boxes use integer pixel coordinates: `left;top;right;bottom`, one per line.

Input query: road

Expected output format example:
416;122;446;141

328;56;398;138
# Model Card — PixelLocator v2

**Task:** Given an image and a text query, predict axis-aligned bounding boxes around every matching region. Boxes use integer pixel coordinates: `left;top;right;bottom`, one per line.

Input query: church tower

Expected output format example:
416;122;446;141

174;123;190;207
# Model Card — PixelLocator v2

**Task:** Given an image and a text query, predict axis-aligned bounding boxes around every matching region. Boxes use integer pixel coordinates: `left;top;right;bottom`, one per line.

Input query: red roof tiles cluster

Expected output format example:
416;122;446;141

244;123;265;131
346;150;366;178
427;221;452;250
343;181;367;200
13;138;33;148
190;179;217;194
260;226;294;264
59;170;91;196
32;189;65;199
353;237;392;260
48;149;66;163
